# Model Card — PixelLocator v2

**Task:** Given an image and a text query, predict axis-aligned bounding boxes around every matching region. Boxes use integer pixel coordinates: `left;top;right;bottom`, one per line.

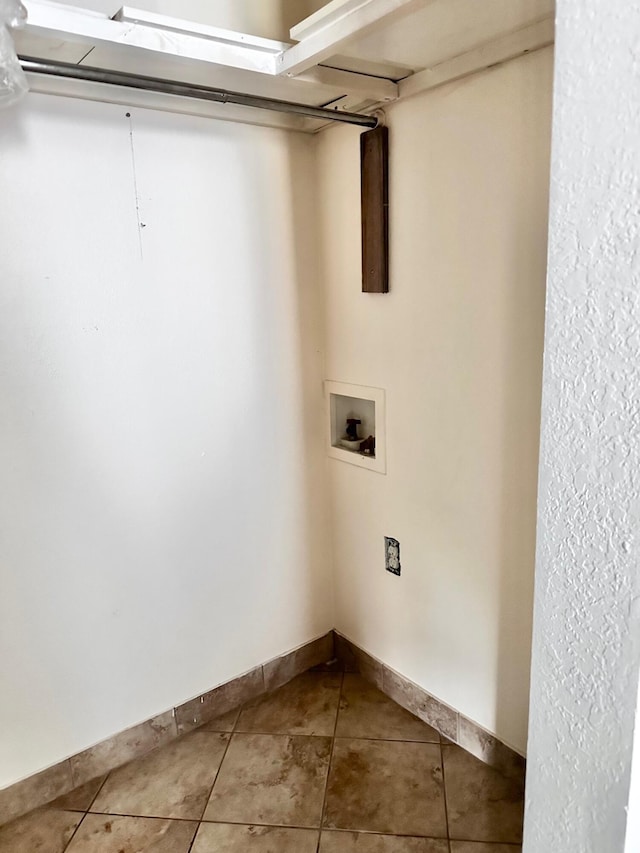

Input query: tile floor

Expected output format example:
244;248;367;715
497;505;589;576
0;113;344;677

0;671;524;852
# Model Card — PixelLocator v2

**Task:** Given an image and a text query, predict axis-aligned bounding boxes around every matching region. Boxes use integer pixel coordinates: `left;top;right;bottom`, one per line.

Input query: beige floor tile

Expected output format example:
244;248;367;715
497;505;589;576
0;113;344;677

91;731;229;820
0;808;82;853
336;675;440;742
66;814;197;852
50;775;107;811
324;738;447;837
449;844;522;852
201;707;241;733
320;830;449;851
236;672;342;736
443;746;524;844
203;733;331;827
191;822;319;852
0;666;526;853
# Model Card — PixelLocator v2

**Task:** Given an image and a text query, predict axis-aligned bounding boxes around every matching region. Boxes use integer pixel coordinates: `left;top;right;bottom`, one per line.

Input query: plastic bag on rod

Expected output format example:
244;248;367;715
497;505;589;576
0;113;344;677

0;0;28;109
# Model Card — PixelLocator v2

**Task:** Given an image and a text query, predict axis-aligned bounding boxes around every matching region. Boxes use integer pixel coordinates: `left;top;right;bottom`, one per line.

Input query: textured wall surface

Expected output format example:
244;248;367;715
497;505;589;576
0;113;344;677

625;679;640;852
524;3;640;851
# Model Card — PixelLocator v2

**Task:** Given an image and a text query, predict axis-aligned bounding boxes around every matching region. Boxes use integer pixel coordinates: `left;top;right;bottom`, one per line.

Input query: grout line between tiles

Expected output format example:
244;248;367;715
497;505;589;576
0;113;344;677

317;826;451;840
185;699;246;847
74;811;455;841
81;719;238;833
199;818;321;831
59;772;112;852
61;810;89;853
333;734;440;745
439;738;451;852
210;731;336;743
224;729;437;743
198;816;448;838
86;811;205;823
86;773;111;812
196;733;234;823
83;812;326;830
316;671;344;852
186;819;200;853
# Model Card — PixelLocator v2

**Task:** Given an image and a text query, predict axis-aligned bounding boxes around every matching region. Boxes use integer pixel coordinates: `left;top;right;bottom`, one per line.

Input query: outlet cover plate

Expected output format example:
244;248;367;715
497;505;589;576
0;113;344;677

385;537;400;576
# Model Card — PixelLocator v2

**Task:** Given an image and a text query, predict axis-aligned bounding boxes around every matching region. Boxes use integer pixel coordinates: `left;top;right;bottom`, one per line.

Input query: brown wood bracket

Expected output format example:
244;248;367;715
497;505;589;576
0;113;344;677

360;124;389;293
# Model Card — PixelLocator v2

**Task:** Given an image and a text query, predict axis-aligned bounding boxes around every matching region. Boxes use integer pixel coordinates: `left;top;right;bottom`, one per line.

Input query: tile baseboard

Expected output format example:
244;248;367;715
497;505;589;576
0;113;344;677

0;631;334;827
175;668;264;737
264;631;333;692
1;628;525;827
333;631;526;784
0;763;73;831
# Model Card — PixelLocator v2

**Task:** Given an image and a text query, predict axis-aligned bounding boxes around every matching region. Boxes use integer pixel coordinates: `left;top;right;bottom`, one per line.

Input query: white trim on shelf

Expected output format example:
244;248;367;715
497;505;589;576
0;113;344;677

278;0;432;77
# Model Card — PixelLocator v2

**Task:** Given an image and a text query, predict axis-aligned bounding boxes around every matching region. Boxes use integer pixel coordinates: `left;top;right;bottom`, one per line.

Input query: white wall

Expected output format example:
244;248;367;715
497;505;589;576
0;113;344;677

0;92;332;788
316;48;554;754
523;2;640;851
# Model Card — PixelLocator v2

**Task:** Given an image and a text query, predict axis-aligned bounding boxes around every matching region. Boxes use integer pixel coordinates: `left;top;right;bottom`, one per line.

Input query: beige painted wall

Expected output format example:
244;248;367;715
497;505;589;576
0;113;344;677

0;42;553;789
54;0;324;41
316;47;554;753
131;0;325;40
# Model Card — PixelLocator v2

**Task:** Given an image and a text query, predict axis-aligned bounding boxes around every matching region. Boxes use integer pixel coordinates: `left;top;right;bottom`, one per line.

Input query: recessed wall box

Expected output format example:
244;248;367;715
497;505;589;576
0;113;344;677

325;380;386;474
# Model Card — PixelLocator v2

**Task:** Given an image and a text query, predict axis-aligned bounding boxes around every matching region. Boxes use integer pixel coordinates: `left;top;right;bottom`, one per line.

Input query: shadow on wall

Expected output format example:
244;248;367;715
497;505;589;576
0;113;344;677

283;135;334;638
224;123;331;649
278;0;327;40
493;58;552;751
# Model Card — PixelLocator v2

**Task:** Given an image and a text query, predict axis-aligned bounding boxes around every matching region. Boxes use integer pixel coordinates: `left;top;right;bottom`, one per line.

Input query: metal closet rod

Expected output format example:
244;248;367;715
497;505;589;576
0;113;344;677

19;57;378;128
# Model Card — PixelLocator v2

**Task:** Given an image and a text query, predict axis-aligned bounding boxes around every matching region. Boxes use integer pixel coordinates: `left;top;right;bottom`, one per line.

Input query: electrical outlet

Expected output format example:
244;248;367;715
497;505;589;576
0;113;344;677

385;537;401;576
